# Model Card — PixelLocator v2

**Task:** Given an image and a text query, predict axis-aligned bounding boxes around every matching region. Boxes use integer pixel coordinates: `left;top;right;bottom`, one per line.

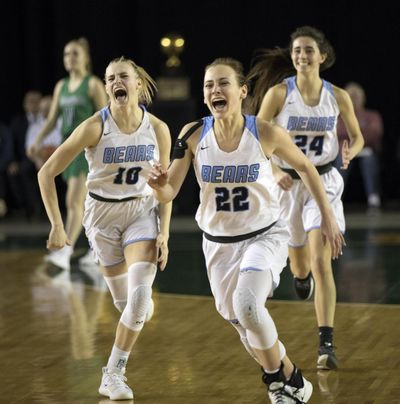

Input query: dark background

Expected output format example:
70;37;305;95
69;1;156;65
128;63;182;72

1;0;399;207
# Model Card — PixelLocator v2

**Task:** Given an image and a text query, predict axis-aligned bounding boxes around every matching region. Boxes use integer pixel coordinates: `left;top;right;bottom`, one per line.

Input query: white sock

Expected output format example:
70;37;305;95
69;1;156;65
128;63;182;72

107;345;130;373
264;366;280;374
56;245;73;256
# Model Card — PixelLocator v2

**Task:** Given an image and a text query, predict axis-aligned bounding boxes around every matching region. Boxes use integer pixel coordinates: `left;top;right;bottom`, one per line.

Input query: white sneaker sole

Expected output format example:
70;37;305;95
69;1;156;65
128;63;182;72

98;386;133;400
317;354;339;370
44;254;71;271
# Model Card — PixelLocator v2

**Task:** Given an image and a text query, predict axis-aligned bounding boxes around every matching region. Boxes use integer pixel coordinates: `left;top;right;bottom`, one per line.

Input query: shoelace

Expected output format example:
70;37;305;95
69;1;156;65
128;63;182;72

270;384;304;404
109;372;129;388
269;388;286;404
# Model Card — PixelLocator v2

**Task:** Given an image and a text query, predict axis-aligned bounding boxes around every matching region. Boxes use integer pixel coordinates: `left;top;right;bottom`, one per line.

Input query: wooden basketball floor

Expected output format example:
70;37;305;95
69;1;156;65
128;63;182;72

1;213;400;403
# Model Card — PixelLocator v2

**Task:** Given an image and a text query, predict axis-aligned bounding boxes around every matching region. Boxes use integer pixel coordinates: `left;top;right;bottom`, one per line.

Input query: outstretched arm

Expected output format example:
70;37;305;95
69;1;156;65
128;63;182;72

38;115;102;249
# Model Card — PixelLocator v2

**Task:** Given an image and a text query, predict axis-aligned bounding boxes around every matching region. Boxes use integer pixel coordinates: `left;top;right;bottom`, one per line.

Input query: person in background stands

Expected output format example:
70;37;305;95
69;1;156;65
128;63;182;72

28;95;62;170
334;82;383;211
7;90;44;220
28;38;107;271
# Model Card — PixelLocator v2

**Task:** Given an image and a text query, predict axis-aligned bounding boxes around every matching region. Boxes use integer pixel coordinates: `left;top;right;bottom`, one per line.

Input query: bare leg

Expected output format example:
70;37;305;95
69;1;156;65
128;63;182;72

308;229;335;327
65;173;87;246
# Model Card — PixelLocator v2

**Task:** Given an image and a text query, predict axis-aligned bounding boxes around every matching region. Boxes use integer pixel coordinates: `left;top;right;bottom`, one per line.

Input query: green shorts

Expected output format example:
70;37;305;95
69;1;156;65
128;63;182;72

62;150;89;181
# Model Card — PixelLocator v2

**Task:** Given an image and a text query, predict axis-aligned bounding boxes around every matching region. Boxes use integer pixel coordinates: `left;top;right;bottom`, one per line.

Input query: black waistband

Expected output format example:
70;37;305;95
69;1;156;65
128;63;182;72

203;221;277;244
89;192;137;203
280;162;333;180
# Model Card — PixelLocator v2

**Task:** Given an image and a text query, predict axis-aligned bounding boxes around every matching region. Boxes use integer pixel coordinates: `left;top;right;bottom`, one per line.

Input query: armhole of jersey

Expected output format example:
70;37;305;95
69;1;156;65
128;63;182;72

100;107;109;123
285;76;296;97
85;74;91;86
244;115;259;140
323;80;334;97
61;78;68;92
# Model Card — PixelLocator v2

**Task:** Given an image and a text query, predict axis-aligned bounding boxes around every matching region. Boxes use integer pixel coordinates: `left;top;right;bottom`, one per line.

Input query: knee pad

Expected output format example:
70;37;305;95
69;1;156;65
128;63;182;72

233;287;261;330
240;335;259;361
230;319;259;362
121;284;152;331
233;287;279;350
145;298;154;323
278;340;286;360
114;299;127;313
120;262;157;331
104;273;128;313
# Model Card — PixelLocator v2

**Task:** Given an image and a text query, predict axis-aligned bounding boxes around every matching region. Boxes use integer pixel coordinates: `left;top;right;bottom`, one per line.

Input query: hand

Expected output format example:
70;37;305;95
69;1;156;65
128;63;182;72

340;140;350;170
156;233;169;271
274;171;293;191
27;142;40;160
147;162;168;190
320;215;346;260
47;225;71;250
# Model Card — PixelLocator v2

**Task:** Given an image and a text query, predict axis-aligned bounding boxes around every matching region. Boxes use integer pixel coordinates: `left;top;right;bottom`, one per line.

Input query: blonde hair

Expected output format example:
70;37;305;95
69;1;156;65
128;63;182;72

107;56;157;105
66;37;92;73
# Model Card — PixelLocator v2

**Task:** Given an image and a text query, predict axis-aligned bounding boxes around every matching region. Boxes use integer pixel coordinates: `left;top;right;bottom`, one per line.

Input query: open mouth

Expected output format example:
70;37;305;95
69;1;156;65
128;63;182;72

212;99;227;110
114;88;127;102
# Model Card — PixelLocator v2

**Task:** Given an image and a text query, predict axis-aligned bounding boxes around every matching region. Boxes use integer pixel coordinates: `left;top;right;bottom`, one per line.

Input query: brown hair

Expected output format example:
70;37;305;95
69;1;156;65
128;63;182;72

246;26;336;114
205;57;247;87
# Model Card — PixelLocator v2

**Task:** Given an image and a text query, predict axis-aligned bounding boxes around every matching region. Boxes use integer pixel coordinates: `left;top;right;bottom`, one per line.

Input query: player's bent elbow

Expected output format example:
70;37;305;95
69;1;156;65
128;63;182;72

37;166;46;185
153;190;173;204
294;159;315;178
37;165;54;188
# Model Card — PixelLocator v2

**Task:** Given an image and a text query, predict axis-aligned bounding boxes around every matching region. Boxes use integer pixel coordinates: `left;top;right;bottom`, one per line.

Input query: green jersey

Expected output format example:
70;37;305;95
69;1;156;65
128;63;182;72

59;75;96;139
59;75;96;180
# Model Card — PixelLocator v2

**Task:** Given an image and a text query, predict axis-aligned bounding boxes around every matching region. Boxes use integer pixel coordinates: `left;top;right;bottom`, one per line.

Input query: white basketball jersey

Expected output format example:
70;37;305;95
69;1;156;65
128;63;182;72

85;106;159;199
273;76;340;168
194;115;280;237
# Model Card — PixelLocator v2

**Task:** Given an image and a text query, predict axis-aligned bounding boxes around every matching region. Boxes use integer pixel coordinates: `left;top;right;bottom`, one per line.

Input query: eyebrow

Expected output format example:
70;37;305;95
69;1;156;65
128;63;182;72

107;71;129;77
293;45;315;50
204;76;229;83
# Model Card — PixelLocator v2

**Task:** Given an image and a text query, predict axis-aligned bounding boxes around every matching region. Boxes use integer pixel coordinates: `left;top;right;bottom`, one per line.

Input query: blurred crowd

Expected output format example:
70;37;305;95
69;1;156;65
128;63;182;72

0;90;64;221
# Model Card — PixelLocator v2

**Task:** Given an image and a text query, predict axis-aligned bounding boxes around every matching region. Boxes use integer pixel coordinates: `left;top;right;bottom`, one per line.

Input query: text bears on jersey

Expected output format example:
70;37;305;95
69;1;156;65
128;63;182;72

287;116;336;132
201;164;260;183
103;145;155;164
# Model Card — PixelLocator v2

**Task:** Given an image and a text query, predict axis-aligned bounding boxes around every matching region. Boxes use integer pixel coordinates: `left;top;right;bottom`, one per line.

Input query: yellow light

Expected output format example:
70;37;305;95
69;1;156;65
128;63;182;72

174;38;185;47
161;38;171;47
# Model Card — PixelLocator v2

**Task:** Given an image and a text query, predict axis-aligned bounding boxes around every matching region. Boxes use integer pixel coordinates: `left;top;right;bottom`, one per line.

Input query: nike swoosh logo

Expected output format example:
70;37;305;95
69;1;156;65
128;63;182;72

104;131;112;136
288;101;295;105
200;146;209;150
